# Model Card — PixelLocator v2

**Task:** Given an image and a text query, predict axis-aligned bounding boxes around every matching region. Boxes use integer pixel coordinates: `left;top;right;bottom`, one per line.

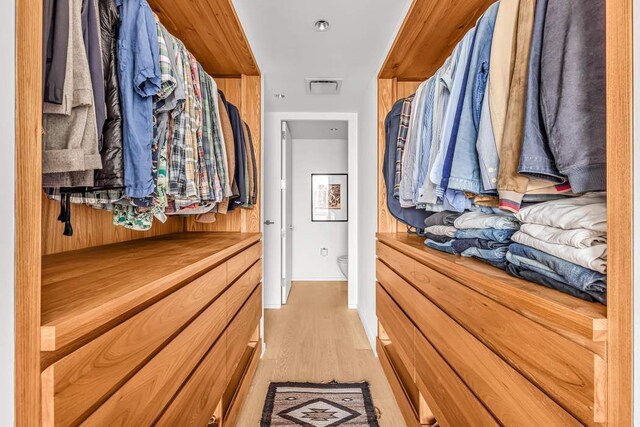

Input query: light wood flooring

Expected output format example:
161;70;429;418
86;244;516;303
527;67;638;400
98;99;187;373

236;281;404;426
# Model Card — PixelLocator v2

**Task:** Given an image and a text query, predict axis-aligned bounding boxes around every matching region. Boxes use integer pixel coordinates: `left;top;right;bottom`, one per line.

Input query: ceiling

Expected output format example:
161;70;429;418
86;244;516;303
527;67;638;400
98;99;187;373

232;0;412;113
287;120;348;140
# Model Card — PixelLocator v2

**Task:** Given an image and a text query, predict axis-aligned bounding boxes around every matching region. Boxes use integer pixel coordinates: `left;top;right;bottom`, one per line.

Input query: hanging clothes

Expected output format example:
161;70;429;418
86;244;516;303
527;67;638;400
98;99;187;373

116;0;161;198
43;0;102;188
43;0;69;104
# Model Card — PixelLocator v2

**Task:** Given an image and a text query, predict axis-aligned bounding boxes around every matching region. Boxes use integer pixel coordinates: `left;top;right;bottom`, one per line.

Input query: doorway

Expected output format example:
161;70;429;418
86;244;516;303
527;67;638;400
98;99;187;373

263;113;358;310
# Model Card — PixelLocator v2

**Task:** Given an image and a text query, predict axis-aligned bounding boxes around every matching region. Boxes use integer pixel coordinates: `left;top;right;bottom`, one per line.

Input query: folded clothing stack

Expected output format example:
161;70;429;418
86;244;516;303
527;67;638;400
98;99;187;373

508;193;607;304
423;209;519;269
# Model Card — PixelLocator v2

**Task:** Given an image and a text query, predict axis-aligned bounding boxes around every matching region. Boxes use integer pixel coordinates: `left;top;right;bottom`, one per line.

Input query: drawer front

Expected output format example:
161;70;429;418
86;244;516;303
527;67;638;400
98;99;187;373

227;242;262;284
227;259;262;323
156;334;227;426
227;284;262;377
376;284;415;379
42;262;227;427
380;241;601;425
84;292;229;426
410;259;600;424
376;258;579;426
413;328;497;427
376;339;420;427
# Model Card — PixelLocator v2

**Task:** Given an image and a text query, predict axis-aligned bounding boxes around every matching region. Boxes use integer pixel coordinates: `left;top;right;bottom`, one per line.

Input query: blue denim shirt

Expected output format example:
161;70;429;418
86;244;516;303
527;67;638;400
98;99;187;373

447;2;500;194
429;29;476;198
116;0;161;197
413;77;436;203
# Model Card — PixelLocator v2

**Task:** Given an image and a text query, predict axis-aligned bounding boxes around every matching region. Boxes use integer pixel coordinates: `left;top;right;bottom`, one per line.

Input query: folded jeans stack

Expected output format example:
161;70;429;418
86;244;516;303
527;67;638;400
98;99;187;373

508;193;607;304
423;210;520;268
423;211;462;254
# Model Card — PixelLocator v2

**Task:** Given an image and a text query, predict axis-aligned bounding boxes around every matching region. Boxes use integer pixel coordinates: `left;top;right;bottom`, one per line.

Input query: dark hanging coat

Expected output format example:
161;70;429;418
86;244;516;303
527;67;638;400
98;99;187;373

94;0;125;188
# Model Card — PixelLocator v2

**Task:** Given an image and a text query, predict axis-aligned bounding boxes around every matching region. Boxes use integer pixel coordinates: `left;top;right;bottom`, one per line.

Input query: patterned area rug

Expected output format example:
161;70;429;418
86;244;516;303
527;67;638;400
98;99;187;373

260;382;379;426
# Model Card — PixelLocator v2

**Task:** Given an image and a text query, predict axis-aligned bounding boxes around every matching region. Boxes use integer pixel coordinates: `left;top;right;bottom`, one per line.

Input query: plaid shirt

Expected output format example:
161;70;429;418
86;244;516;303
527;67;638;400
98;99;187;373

208;76;232;198
198;66;223;202
168;41;200;210
394;94;415;198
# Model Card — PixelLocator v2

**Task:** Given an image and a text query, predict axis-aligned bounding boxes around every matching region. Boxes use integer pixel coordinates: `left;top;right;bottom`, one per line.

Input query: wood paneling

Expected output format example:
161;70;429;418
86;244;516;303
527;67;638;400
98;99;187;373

378;251;603;425
606;0;634;423
226;261;261;324
376;340;420;427
16;0;43;422
376;257;580;425
413;327;497;427
379;0;495;80
41;263;227;426
378;234;607;354
148;0;259;77
155;337;227;426
227;241;261;283
41;233;260;352
376;284;415;379
221;340;260;427
226;286;261;378
41;195;185;255
377;78;398;233
82;293;228;425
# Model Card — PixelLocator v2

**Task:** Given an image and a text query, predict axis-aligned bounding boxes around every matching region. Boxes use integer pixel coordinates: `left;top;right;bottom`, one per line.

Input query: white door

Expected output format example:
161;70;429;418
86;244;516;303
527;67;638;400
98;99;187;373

281;122;293;303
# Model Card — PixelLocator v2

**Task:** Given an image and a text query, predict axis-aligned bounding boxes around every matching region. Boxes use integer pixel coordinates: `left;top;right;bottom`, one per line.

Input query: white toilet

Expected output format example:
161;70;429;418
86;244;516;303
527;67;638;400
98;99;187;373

337;255;348;279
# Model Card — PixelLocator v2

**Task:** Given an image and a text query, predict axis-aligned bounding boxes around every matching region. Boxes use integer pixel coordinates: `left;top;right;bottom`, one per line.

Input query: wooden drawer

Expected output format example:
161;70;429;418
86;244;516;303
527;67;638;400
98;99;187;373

227;241;262;284
413;328;497;427
41;262;227;427
83;291;229;426
156;333;227;426
376;258;580;425
379;241;605;425
227;259;262;323
376;284;415;379
227;284;262;378
376;339;420;427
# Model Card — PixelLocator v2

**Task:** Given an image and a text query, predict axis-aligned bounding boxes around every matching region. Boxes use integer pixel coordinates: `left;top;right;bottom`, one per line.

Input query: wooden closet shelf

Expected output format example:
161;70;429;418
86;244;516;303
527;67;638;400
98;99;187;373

379;0;495;80
41;232;261;352
377;233;607;347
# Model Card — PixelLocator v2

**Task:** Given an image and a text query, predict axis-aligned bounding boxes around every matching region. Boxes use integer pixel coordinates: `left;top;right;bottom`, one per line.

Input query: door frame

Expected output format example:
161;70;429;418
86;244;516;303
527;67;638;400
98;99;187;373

280;121;293;304
264;112;358;309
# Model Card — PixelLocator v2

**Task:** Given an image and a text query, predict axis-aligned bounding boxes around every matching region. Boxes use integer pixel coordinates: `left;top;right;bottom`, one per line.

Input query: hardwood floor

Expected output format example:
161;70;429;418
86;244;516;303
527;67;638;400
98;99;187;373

236;281;404;426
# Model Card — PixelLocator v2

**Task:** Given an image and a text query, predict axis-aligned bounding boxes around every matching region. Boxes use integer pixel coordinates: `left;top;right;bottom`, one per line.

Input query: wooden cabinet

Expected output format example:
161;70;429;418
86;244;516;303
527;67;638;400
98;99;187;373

377;234;607;426
41;233;262;426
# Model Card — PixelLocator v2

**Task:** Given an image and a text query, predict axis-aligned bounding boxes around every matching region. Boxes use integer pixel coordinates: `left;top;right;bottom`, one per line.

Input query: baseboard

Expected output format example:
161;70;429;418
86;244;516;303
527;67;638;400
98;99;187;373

264;304;282;309
357;309;377;354
291;277;348;282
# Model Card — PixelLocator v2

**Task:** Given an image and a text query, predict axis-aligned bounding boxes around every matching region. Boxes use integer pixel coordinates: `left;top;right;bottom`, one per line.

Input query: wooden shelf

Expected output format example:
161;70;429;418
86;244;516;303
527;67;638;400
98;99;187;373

377;233;607;354
41;232;260;352
379;0;495;80
148;0;259;77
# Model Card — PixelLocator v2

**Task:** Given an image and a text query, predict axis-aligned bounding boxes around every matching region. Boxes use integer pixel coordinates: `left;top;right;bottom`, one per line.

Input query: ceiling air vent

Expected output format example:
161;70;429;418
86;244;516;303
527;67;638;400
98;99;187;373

305;78;343;95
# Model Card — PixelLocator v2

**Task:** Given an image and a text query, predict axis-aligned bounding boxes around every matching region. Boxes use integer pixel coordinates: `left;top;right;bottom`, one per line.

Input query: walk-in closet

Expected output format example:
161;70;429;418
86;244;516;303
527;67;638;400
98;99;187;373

16;0;262;425
9;0;636;425
375;0;631;425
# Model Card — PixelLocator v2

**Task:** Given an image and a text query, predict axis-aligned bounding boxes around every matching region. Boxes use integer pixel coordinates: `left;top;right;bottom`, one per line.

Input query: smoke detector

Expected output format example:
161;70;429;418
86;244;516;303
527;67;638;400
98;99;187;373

305;78;343;95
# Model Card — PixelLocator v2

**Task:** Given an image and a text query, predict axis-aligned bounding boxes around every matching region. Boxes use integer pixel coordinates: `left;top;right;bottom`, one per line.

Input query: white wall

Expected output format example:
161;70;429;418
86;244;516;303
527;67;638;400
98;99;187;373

356;77;379;349
291;139;348;281
1;0;16;422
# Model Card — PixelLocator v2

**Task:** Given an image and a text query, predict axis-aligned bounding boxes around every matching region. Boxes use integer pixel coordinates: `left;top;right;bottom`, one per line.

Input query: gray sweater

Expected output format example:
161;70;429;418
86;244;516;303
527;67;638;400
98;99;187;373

43;0;102;188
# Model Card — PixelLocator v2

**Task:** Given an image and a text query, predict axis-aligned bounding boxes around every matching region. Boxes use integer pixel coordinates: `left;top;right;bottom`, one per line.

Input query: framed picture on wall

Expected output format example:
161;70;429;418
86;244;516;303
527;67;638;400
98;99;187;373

311;174;348;222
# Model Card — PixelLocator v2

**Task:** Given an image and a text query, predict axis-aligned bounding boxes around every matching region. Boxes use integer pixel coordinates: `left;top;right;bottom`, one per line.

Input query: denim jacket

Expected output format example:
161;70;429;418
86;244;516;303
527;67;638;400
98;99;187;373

429;29;476;197
116;0;161;197
447;2;500;195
